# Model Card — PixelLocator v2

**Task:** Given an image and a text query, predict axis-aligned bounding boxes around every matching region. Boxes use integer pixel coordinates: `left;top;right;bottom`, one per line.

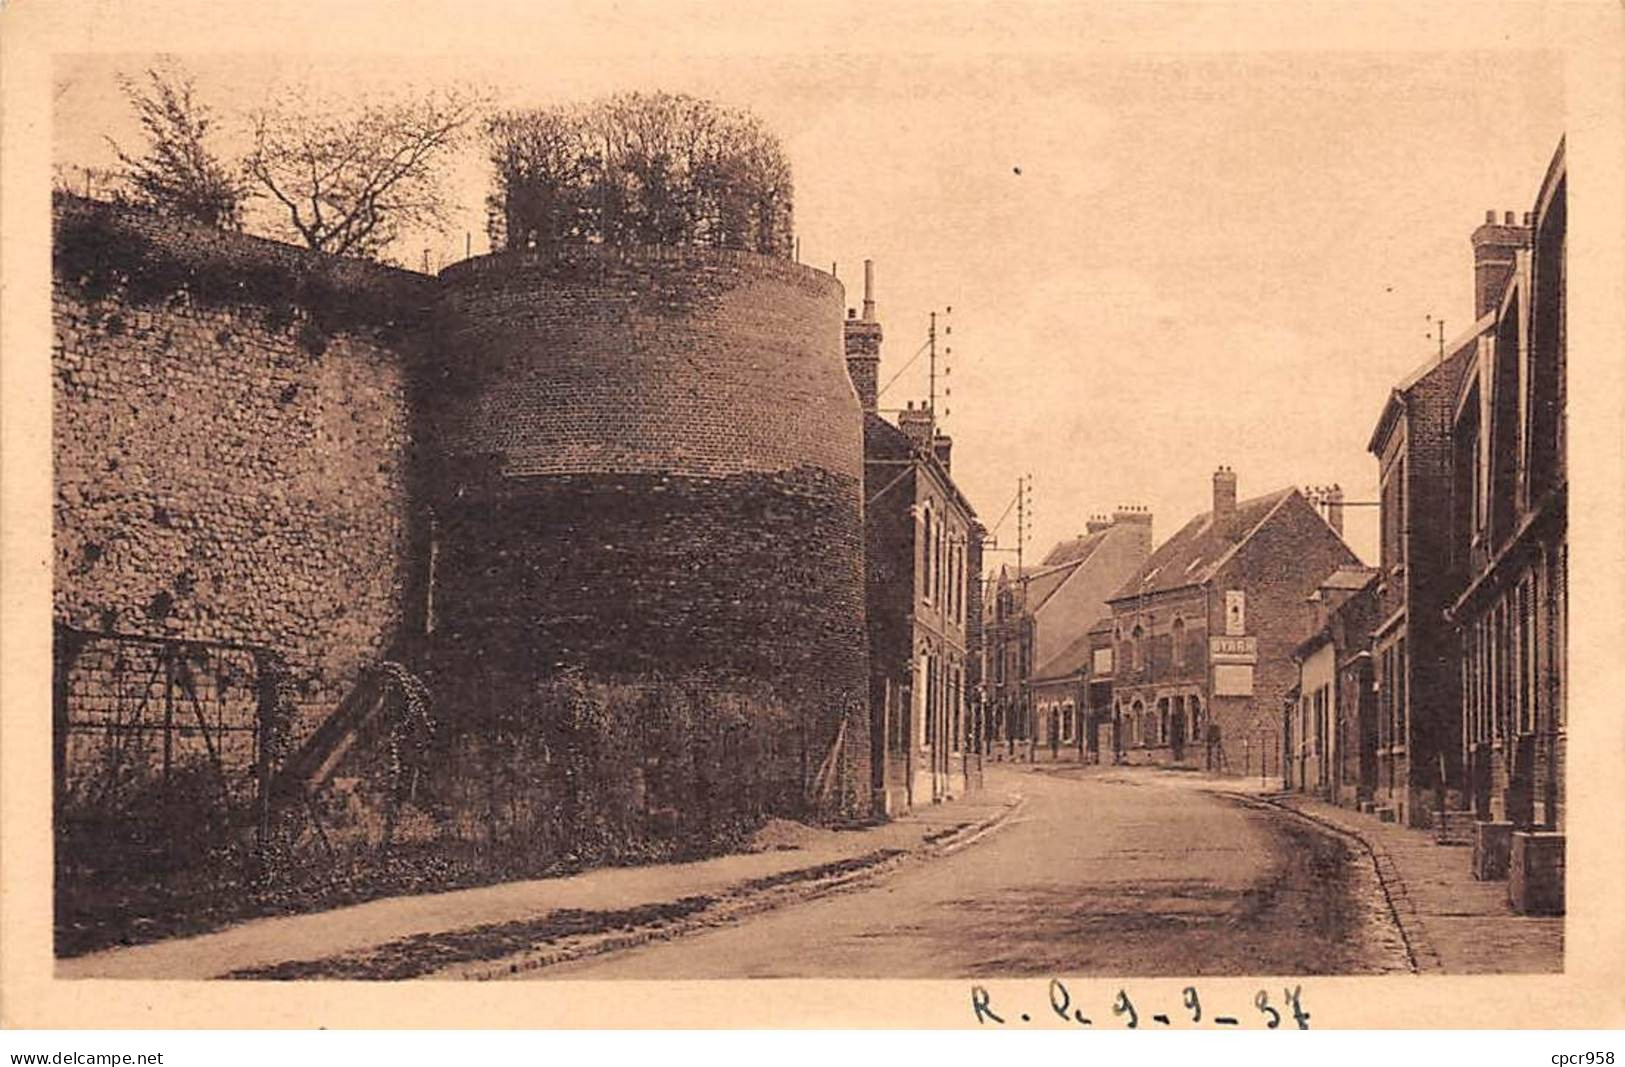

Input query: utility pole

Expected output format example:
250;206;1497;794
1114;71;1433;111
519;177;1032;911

1015;473;1026;597
928;312;937;416
926;307;953;419
1017;474;1034;759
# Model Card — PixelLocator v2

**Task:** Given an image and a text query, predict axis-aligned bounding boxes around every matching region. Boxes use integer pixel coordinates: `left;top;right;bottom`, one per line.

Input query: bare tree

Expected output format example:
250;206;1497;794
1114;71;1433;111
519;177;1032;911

245;86;482;260
486;92;795;257
106;62;248;228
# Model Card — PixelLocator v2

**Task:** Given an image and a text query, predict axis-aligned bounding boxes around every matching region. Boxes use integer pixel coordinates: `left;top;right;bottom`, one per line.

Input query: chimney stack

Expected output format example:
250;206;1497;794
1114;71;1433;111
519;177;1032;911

843;258;882;412
898;400;934;451
1325;483;1345;538
932;431;953;473
1112;505;1154;556
1086;514;1112;535
1213;466;1238;540
1471;209;1532;319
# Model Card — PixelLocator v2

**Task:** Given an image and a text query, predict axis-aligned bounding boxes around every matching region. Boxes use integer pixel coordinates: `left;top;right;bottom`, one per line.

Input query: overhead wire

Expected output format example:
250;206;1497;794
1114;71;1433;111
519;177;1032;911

876;335;934;398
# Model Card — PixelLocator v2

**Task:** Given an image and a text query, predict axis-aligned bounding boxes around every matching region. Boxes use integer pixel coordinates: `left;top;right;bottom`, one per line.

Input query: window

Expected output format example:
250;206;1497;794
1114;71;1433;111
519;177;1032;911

925;654;938;748
1396;465;1406;567
1469;619;1481;744
949;542;962;623
1131;624;1144;672
935;518;945;606
1475;620;1488;743
1519;577;1536;734
1494;601;1509;741
1553;544;1566;729
1172;616;1186;667
1381;465;1401;573
1315;687;1327;754
1384;639;1397;750
921;505;935;604
1474;619;1485;744
1396;636;1407;744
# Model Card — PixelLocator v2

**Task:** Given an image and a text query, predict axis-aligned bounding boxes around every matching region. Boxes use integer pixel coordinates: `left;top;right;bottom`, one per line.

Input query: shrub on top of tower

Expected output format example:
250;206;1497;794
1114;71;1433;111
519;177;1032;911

484;92;794;258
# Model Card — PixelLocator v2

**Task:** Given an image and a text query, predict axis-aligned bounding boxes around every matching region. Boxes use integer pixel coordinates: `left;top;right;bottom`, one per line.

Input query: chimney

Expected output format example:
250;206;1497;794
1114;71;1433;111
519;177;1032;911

1213;466;1238;540
1112;505;1154;557
1085;514;1112;535
898;400;934;451
1325;483;1345;538
931;432;953;473
843;258;882;412
1471;209;1532;319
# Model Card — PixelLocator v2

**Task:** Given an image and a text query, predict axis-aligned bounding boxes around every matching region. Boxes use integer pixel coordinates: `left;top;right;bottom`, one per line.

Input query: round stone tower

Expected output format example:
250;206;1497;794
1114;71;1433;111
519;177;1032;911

426;244;869;816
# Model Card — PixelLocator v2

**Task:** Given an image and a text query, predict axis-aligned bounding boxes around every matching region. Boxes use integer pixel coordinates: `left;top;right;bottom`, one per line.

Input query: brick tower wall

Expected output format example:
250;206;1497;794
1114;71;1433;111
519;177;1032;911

429;246;871;818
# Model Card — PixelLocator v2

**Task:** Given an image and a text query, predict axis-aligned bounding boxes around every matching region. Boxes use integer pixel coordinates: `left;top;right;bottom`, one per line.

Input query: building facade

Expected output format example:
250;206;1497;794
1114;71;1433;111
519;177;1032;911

848;264;983;815
1366;338;1475;828
1446;144;1566;913
1107;468;1361;776
985;513;1152;757
1287;567;1380;806
1031;633;1088;760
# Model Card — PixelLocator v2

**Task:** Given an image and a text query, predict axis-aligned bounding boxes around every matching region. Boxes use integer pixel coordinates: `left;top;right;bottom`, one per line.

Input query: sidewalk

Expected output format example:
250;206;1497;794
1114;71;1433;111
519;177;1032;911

1189;772;1563;974
57;783;1021;980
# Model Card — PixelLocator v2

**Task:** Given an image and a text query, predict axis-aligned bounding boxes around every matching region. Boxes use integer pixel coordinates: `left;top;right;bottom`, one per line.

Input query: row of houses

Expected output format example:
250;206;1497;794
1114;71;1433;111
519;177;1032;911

982;470;1359;780
848;143;1567;921
1283;140;1567;915
837;264;1360;813
969;142;1566;916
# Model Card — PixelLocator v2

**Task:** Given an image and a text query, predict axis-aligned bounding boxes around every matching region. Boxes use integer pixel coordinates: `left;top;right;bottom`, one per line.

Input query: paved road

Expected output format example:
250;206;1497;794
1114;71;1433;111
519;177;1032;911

533;764;1391;978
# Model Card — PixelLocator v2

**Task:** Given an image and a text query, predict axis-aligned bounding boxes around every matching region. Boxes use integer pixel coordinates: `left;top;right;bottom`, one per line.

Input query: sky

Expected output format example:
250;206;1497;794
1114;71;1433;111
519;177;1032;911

51;17;1566;568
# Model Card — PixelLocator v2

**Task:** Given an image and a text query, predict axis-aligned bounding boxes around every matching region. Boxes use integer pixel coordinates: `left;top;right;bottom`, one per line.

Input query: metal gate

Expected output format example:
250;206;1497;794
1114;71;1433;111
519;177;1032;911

53;625;285;880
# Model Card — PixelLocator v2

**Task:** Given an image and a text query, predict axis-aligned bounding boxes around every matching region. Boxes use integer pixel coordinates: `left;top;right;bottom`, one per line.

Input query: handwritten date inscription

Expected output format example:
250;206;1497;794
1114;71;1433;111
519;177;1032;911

971;981;1310;1030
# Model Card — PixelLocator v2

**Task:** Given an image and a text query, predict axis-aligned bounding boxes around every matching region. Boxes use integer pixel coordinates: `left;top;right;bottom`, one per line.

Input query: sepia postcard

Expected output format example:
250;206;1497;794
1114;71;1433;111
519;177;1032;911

2;0;1623;1032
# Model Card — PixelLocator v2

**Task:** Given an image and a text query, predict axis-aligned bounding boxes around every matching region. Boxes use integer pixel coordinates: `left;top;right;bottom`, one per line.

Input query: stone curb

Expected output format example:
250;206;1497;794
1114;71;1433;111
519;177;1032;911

440;792;1027;981
1225;791;1442;975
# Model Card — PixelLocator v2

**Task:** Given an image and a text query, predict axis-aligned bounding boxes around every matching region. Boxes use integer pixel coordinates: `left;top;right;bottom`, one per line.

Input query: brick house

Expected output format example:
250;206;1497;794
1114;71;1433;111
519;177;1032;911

985;565;1032;754
1107;468;1361;776
847;264;983;815
1446;142;1566;913
1030;613;1119;763
1365;335;1476;828
1083;618;1117;762
1287;566;1380;807
985;512;1152;757
1031;632;1088;761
